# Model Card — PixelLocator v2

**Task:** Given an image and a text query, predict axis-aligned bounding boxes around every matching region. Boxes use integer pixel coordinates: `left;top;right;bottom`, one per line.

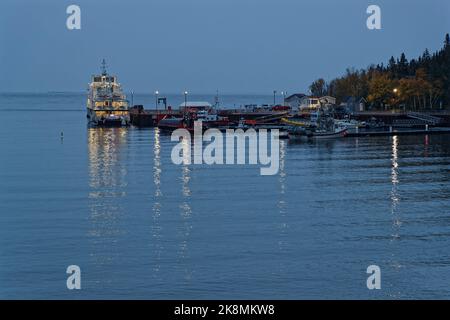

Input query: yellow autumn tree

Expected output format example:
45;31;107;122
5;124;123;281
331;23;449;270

367;72;395;109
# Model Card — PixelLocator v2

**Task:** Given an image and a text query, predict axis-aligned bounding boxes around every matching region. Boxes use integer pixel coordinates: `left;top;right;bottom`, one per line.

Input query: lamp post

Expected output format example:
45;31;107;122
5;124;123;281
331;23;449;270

281;91;287;106
184;90;188;108
393;88;399;111
155;90;159;112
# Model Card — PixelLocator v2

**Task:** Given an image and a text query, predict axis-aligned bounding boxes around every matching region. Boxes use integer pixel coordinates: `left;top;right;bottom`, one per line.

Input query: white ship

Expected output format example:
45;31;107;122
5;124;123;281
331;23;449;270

86;60;130;127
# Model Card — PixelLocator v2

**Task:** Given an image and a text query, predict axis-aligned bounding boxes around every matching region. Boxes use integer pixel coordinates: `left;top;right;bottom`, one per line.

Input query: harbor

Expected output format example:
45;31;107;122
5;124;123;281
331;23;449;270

126;98;450;139
85;55;450;143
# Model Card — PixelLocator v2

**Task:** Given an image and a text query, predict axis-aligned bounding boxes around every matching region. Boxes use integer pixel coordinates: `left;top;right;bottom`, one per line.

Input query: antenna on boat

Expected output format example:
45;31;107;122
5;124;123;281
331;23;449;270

215;89;219;108
101;59;107;76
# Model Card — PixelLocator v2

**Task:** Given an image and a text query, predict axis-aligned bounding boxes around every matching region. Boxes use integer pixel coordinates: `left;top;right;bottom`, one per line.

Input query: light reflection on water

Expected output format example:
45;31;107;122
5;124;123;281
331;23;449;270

388;135;402;298
391;135;401;237
178;137;193;283
152;128;162;276
277;140;288;276
87;128;128;269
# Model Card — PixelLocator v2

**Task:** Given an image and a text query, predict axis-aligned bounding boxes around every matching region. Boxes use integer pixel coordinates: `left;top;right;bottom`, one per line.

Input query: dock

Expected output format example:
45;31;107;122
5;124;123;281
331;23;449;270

352;111;450;126
129;106;289;127
129;106;180;127
346;126;450;137
129;103;450;139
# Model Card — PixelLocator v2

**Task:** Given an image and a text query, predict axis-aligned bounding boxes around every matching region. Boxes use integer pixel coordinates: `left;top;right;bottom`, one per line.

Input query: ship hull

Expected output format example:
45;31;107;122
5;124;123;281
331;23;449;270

311;128;348;139
289;128;348;141
87;108;130;127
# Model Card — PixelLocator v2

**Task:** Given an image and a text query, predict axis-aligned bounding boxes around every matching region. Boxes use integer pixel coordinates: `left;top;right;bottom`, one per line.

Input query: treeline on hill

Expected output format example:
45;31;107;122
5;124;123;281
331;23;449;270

309;33;450;110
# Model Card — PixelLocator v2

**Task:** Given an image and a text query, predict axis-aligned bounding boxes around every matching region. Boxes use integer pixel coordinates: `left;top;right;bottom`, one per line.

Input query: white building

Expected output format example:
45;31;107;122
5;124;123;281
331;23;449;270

285;93;325;111
319;96;336;106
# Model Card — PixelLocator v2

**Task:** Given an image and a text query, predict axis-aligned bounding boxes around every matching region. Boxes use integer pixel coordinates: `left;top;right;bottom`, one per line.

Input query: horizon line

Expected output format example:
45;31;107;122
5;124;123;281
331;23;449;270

0;91;290;96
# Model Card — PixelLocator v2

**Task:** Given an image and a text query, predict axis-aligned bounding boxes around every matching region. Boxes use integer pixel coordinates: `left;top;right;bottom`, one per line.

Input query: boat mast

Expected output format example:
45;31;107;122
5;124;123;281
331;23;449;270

101;59;107;76
215;89;220;108
101;59;113;93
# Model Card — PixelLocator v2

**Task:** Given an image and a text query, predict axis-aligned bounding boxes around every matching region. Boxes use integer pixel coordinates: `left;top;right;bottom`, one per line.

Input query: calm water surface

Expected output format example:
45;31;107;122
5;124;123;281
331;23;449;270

1;93;450;299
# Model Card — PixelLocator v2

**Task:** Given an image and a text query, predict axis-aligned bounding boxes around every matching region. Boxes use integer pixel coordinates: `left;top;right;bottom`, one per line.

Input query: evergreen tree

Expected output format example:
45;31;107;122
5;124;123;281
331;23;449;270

422;48;431;61
409;59;417;76
388;56;397;78
388;56;396;70
397;53;408;77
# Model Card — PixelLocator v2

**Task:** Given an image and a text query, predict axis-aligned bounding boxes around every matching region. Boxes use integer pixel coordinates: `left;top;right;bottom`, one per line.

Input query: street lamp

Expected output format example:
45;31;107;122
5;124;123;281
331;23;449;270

155;90;159;112
281;91;287;106
184;90;188;108
392;88;401;112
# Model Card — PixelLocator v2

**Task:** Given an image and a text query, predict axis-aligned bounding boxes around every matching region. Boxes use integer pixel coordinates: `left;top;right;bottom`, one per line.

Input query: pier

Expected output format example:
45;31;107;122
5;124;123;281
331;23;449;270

128;103;450;139
346;126;450;137
129;106;180;127
352;111;450;126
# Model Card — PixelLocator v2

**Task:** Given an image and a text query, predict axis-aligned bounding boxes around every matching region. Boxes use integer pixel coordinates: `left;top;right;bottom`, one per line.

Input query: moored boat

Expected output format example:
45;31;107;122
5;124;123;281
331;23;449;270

309;126;348;139
157;117;186;131
287;109;348;140
335;118;366;130
288;125;347;140
86;60;130;127
194;109;231;128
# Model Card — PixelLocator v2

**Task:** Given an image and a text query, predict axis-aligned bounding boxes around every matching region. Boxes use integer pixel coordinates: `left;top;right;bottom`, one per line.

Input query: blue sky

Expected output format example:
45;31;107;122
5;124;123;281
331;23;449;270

0;0;449;94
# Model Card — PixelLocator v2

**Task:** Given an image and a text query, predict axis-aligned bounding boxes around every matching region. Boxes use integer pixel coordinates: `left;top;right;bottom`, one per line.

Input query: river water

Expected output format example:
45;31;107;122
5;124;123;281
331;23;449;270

1;93;449;299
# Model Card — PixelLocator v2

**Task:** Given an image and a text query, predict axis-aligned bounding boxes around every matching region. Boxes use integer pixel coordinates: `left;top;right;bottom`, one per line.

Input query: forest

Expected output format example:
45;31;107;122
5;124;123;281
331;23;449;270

309;34;450;110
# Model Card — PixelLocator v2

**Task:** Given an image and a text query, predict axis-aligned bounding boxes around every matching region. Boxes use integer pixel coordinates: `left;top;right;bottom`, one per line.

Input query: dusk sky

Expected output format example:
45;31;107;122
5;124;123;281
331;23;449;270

0;0;449;94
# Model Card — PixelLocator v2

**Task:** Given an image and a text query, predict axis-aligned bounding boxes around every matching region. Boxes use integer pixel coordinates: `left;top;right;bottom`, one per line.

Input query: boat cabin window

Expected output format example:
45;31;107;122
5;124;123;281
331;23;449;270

100;76;113;82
